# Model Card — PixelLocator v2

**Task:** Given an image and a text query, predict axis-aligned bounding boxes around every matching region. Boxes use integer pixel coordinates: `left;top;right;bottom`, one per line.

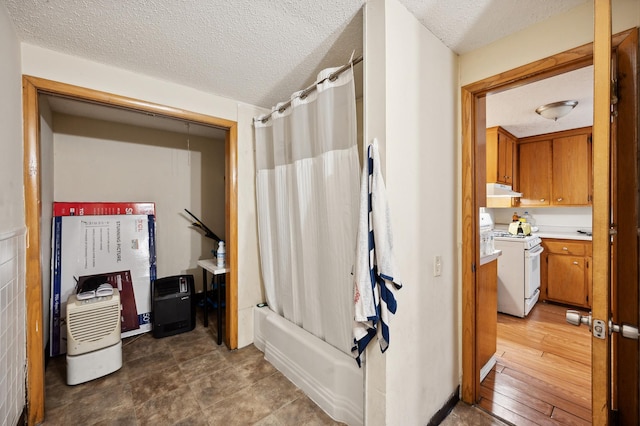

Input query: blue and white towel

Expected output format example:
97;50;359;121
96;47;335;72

352;138;402;367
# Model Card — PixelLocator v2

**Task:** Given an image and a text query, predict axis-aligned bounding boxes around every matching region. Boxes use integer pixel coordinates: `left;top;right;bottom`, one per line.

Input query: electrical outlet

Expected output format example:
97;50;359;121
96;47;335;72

434;255;442;277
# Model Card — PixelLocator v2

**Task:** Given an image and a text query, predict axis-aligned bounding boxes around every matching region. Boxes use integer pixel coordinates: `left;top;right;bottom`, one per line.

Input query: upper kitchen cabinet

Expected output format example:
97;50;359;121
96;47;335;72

518;127;592;207
519;140;552;207
486;126;517;187
552;132;592;205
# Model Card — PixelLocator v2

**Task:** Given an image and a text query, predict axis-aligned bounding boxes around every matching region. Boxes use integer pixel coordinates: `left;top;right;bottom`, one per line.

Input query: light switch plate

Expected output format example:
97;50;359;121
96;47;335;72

434;255;442;277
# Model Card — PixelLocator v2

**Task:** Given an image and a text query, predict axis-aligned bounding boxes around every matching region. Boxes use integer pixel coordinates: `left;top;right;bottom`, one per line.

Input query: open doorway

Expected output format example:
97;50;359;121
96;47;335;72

477;64;594;423
22;75;239;425
461;29;637;423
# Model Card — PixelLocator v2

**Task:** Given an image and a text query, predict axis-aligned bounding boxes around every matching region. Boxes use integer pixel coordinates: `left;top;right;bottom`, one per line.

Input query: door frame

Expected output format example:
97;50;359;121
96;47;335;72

591;2;612;423
22;75;239;425
461;29;633;407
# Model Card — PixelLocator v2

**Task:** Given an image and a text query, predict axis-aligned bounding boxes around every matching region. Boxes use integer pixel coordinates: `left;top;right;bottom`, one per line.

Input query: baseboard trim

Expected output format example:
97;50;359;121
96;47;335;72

428;386;460;425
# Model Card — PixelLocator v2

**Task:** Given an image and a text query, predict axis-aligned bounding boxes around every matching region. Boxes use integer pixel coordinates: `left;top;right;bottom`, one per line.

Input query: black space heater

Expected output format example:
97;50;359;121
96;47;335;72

152;275;196;338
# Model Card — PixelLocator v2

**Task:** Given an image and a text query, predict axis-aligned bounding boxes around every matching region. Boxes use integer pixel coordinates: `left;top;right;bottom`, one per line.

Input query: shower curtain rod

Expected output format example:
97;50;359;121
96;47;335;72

259;55;363;123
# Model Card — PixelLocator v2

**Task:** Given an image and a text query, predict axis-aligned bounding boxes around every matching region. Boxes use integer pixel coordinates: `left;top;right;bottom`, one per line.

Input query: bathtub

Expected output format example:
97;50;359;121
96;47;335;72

253;305;364;425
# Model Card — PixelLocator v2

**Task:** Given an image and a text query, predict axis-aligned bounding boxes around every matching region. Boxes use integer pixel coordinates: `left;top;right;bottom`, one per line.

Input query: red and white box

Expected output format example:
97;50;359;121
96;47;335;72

50;202;156;356
53;201;155;217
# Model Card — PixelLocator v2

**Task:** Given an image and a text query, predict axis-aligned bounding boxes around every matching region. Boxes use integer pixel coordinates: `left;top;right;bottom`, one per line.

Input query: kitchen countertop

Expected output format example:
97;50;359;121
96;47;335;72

495;224;592;241
480;249;502;266
534;230;592;241
533;225;592;241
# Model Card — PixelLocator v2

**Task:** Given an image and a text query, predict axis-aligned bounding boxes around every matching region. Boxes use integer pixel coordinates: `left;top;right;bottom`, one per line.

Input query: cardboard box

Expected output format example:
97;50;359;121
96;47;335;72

50;202;156;356
53;201;155;217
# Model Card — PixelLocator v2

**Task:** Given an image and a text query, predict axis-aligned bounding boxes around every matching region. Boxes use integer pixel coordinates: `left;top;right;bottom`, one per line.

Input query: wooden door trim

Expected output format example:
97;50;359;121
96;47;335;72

592;2;613;424
461;28;633;405
22;75;239;425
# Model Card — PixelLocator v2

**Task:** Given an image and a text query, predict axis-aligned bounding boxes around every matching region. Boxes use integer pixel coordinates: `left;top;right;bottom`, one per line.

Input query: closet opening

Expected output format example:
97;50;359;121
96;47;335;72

22;75;238;425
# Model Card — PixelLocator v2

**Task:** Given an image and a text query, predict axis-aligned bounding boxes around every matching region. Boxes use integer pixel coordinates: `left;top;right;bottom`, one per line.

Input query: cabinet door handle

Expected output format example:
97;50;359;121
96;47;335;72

557;197;564;202
573;261;579;265
563;247;568;251
539;198;546;202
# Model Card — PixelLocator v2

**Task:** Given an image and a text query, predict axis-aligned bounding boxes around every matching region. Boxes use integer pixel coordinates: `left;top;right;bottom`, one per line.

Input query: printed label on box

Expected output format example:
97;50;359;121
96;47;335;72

53;202;155;217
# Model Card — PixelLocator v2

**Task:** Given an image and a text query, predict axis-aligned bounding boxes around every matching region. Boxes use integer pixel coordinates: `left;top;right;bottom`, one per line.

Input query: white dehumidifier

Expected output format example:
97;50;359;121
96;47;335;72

66;288;123;385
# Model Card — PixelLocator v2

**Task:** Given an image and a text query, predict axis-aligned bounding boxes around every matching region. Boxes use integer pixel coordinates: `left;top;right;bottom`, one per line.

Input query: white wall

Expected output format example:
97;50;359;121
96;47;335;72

231;103;266;348
52;113;225;293
460;0;640;87
0;3;26;425
21;43;263;347
492;207;593;229
364;0;458;424
0;6;24;231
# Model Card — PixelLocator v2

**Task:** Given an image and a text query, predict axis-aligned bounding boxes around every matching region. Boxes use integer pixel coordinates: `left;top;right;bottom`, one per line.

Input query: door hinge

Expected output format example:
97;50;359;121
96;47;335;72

471;263;476;273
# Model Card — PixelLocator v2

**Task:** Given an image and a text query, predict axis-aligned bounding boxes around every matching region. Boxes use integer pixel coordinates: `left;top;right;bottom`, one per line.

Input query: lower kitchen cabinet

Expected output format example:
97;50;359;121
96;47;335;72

477;258;497;377
541;239;592;308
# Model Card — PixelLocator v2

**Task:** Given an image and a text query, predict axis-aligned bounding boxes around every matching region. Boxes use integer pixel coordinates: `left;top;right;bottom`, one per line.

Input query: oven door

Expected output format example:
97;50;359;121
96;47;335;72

524;244;544;298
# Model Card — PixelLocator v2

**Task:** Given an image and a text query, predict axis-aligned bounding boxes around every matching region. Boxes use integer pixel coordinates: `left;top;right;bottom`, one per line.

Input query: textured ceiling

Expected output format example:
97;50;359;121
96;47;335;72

4;0;590;110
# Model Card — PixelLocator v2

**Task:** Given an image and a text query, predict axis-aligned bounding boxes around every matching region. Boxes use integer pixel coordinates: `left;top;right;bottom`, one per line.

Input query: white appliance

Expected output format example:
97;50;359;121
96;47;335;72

66;289;122;385
493;230;544;317
479;212;495;257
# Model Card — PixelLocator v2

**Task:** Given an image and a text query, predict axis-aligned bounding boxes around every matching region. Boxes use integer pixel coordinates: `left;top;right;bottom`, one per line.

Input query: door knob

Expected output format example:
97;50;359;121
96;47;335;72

567;311;640;340
566;310;592;330
610;322;640;339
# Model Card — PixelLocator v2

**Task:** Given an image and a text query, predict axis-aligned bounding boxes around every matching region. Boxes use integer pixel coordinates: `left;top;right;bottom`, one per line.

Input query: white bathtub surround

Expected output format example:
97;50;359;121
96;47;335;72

0;228;27;426
254;306;364;425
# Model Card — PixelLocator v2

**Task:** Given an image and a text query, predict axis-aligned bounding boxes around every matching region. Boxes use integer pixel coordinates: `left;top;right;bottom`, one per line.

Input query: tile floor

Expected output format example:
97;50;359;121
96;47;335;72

43;309;506;425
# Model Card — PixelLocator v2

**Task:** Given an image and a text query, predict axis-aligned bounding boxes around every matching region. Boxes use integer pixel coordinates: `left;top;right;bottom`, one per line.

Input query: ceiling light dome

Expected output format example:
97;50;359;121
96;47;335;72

535;100;578;121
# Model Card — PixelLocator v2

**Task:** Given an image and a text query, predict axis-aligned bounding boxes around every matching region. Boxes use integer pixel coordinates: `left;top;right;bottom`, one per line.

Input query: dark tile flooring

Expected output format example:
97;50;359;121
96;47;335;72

43;309;506;425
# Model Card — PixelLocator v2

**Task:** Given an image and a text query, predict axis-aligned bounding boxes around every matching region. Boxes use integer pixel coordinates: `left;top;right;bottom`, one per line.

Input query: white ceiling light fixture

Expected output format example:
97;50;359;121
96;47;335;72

535;100;579;121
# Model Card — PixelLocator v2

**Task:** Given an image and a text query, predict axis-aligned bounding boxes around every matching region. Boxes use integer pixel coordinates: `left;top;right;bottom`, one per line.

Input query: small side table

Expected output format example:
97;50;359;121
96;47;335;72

197;259;230;345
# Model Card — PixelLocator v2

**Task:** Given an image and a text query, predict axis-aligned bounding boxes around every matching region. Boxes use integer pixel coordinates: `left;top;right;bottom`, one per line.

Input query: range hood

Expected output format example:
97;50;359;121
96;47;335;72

486;183;522;198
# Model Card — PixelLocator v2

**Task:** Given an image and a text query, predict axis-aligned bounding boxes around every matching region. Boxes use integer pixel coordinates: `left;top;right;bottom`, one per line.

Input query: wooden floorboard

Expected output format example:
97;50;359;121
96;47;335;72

480;302;592;424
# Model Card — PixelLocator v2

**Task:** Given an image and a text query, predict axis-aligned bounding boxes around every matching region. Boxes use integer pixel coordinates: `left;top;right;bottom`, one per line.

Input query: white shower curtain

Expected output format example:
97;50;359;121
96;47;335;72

254;66;360;355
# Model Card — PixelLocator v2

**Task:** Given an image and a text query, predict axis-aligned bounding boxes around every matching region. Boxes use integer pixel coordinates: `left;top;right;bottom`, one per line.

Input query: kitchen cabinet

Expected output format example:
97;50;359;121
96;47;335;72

486;126;517;186
540;239;592;308
477;257;498;378
518;127;592;207
518;140;552;207
552;133;592;205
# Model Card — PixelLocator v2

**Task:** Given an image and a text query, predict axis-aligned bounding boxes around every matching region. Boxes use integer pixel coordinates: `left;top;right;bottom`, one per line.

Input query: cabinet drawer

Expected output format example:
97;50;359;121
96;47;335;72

544;240;586;256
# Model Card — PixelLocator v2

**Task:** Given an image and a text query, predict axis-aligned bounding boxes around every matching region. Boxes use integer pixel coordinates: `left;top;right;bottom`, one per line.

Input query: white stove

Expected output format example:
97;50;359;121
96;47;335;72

477;215;544;318
493;228;543;317
493;231;542;250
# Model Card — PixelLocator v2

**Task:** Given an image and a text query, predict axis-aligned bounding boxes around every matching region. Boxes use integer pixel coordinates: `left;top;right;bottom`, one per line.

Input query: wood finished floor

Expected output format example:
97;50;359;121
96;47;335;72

480;301;592;425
